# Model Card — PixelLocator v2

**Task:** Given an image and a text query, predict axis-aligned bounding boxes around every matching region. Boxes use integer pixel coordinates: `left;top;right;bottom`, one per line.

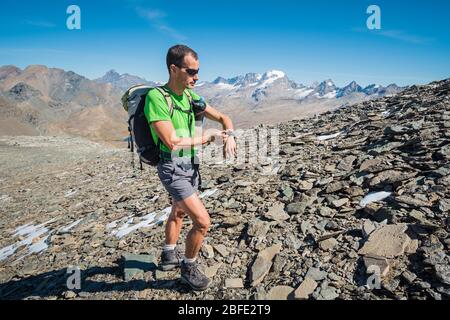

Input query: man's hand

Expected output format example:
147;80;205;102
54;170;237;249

223;134;237;159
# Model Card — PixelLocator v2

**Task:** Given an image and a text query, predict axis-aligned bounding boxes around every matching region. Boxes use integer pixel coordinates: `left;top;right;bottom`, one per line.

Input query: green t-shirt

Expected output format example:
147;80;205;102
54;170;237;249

144;86;202;158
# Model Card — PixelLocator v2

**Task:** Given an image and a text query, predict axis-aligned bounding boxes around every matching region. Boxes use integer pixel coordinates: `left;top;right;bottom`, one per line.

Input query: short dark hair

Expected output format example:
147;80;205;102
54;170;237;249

166;44;198;73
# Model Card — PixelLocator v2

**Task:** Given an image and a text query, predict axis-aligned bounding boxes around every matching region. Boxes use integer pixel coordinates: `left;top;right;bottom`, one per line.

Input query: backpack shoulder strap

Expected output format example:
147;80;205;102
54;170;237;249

184;89;193;103
154;86;174;116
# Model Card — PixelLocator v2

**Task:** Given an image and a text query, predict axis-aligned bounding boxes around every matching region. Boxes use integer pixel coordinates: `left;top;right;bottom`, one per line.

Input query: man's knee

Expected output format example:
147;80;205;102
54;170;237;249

193;214;210;235
170;204;186;219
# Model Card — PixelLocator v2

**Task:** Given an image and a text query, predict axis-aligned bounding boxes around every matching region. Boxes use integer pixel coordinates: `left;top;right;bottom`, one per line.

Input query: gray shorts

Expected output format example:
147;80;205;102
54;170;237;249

157;158;201;202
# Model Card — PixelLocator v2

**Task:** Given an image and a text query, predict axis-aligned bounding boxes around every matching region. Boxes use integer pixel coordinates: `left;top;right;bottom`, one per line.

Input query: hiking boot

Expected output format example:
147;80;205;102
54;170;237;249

180;261;211;291
160;248;182;271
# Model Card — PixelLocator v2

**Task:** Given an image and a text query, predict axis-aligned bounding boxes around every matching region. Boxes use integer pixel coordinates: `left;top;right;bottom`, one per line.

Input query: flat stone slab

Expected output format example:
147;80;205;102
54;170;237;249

250;243;282;286
318;287;339;300
294;278;318;300
265;203;290;222
266;285;294;300
213;244;230;257
123;253;156;281
358;224;411;258
305;267;327;281
225;278;244;288
205;263;222;278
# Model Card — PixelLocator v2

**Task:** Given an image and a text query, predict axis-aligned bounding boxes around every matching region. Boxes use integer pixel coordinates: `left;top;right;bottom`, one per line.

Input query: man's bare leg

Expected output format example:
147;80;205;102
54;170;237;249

165;199;186;245
174;192;211;290
175;193;210;259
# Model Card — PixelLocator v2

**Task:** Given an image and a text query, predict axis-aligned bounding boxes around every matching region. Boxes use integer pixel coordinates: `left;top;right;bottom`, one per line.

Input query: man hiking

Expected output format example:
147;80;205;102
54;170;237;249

144;44;237;291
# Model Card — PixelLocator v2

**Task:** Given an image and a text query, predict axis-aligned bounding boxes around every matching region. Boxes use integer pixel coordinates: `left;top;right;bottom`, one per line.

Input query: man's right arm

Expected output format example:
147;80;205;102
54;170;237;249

145;89;224;150
151;120;212;151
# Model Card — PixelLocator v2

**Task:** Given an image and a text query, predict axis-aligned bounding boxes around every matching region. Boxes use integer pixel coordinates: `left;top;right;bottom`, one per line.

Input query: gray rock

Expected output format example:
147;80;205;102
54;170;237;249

318;206;335;217
317;287;339;300
401;270;417;284
201;244;215;259
247;219;271;238
331;198;349;208
301;221;313;234
284;233;302;250
213;244;230;257
325;181;348;193
337;155;357;172
286;202;307;215
123;253;156;281
362;220;376;238
281;186;294;199
435;264;450;285
305;267;327;281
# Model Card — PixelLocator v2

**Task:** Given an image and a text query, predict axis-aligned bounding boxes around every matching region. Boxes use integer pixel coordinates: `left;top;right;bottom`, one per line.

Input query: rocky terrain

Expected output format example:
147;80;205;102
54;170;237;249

0;78;448;300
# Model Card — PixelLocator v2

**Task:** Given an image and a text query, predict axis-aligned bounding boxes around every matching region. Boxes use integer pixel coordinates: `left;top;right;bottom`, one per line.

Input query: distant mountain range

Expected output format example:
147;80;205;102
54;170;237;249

94;69;159;91
191;70;406;128
0;65;407;140
194;70;404;103
94;68;404;101
0;65;124;140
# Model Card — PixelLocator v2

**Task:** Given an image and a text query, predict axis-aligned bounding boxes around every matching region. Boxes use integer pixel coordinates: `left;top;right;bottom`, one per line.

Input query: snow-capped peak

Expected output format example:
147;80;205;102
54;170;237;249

323;79;335;87
258;70;287;88
262;70;286;80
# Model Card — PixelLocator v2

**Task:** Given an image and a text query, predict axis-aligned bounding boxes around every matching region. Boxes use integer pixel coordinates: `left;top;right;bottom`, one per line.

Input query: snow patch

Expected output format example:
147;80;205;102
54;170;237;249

216;83;235;90
317;132;343;141
107;188;219;238
359;191;392;207
294;88;314;99
60;219;83;233
321;90;337;99
199;188;218;199
0;219;57;261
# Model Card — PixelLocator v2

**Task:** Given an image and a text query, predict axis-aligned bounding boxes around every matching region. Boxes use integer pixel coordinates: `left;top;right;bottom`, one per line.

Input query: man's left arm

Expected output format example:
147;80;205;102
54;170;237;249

204;105;237;158
204;105;233;131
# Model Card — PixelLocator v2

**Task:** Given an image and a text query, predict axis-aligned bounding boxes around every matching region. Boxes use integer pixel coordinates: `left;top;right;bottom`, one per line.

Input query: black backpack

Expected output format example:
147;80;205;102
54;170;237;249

121;85;206;169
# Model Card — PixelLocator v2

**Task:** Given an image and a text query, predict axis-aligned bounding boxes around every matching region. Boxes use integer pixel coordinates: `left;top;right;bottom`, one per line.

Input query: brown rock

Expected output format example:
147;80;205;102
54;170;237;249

225;278;244;288
294;278;318;300
319;238;338;251
266;285;294;300
250;243;282;286
265;203;290;222
358;224;411;258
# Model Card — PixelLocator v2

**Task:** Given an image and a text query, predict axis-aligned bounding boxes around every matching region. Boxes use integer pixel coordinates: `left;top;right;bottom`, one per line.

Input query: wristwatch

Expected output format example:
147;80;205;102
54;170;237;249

226;130;236;137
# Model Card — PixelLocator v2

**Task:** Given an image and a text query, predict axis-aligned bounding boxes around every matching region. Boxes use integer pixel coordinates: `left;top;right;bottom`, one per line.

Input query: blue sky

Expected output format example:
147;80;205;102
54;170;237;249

0;0;448;87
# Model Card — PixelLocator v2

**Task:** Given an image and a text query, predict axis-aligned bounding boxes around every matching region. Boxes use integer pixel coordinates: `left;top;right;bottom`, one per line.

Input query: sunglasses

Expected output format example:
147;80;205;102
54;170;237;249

176;65;199;76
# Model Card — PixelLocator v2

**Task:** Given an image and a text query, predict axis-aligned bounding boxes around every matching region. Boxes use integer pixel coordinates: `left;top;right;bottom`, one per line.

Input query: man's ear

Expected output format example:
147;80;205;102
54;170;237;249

169;64;177;76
